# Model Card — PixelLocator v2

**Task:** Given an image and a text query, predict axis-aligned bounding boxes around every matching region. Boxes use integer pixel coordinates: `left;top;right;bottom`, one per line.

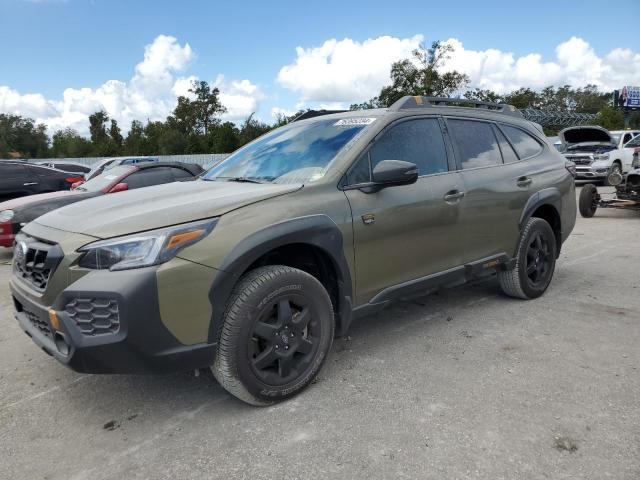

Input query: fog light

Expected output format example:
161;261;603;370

53;332;70;356
48;309;60;331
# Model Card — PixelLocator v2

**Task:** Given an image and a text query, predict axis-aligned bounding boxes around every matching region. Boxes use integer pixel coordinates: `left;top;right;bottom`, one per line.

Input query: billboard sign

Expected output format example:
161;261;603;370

617;86;640;109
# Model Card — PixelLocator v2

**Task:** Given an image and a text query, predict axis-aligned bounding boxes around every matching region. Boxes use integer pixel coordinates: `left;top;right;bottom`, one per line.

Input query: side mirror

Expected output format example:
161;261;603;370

109;182;129;193
347;160;418;193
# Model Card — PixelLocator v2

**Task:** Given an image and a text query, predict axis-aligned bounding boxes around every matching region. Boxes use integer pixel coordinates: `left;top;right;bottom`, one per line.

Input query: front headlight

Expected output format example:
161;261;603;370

78;218;218;271
593;153;610;161
0;210;15;223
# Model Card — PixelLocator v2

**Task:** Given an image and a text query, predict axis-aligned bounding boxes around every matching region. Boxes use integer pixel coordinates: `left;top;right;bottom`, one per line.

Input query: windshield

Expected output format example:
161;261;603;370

77;166;131;192
626;136;640;148
203;117;374;184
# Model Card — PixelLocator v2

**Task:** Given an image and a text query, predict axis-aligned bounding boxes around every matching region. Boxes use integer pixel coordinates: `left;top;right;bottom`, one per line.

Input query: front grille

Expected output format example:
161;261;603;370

22;305;52;338
569;156;592;166
13;235;63;291
65;298;120;336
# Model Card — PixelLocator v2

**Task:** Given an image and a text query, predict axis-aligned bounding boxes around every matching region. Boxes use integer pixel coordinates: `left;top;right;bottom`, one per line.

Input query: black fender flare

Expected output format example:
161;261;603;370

207;214;353;343
518;187;563;253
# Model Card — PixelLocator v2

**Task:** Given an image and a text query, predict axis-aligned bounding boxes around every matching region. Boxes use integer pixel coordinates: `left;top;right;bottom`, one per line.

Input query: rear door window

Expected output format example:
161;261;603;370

447;119;502;169
500;125;543;159
0;164;28;179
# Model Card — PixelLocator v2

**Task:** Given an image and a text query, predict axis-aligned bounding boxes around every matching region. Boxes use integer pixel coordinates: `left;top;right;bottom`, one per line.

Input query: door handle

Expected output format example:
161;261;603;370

444;190;465;202
23;182;38;186
516;176;532;187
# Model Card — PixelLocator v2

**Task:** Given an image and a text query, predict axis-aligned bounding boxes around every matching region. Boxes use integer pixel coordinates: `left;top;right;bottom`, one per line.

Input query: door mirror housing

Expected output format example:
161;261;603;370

109;182;129;193
346;160;419;193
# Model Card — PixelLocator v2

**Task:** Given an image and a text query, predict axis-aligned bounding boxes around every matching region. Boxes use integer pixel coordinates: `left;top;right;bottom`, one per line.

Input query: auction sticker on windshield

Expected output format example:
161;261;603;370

334;118;376;126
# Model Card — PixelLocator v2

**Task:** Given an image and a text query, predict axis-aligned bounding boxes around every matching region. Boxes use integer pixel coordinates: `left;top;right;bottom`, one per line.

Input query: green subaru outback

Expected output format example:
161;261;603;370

11;96;576;405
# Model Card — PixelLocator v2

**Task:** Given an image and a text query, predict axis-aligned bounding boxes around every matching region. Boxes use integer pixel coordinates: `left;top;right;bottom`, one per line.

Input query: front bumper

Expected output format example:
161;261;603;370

11;266;216;374
575;166;609;179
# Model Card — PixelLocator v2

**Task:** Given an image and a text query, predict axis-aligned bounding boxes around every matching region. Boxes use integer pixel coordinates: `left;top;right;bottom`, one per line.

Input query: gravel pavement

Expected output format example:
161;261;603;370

0;186;639;480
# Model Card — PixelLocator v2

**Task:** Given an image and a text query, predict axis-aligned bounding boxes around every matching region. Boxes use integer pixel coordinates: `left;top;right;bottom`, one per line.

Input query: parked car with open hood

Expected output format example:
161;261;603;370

559;126;640;185
0;161;84;203
9;96;576;405
0;162;202;248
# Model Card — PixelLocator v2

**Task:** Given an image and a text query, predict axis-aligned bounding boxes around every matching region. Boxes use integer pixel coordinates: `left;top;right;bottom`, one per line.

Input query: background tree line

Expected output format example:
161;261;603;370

2;42;639;159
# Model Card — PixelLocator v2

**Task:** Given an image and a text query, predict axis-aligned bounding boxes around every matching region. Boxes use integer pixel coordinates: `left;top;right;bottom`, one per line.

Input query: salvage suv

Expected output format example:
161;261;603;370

10;96;576;405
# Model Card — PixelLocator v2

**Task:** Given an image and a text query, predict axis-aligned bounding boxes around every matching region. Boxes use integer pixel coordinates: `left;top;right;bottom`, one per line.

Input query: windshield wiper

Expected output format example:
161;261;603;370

220;176;264;184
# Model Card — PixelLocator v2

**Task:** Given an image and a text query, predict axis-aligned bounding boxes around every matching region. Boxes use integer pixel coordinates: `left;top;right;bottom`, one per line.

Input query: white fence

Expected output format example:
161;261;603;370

1;153;230;168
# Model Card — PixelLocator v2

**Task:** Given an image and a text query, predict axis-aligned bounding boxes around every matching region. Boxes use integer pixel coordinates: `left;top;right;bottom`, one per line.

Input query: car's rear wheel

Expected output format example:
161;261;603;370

212;265;334;405
498;217;557;300
579;184;599;218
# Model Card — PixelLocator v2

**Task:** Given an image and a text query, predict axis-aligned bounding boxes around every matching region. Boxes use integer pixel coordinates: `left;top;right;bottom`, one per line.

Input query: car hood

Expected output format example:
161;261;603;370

559;126;614;146
33;180;302;238
0;190;84;212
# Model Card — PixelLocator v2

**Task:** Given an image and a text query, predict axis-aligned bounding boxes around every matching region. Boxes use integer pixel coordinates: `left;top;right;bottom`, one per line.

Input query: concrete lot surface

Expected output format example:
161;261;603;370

0;186;639;479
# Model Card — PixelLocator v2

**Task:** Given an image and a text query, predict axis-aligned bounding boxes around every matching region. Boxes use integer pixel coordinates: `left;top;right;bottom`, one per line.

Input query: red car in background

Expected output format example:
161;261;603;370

0;162;202;247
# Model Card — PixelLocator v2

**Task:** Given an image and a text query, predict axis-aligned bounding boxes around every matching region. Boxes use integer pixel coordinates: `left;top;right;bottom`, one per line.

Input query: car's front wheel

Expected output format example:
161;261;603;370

498;217;557;300
212;265;334;405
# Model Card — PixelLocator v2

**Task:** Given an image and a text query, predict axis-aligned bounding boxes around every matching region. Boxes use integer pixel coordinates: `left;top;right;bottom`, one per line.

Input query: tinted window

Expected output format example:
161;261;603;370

369;118;448;176
447;119;502;169
125;168;175;189
171;167;195;180
57;163;88;173
501;125;543;159
623;133;632;144
346;153;371;185
493;126;519;163
0;164;28;179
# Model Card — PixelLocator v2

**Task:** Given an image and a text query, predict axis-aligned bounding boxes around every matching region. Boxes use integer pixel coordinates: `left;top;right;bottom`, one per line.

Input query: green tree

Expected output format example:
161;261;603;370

375;41;469;107
463;88;502;103
0;114;49;158
109;119;123;150
50;128;92;158
124;120;146;155
238;113;271;146
596;106;625;130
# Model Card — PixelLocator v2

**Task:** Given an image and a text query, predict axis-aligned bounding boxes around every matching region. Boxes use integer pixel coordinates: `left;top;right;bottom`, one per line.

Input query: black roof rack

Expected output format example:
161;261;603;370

292;110;348;122
389;96;524;119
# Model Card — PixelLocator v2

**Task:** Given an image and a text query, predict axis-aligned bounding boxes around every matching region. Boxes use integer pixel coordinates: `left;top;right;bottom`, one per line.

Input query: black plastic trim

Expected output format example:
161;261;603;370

208;215;354;342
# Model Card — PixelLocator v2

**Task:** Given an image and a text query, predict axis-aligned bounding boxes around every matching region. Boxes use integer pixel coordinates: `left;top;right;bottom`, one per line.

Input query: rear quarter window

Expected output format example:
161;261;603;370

500;125;543;159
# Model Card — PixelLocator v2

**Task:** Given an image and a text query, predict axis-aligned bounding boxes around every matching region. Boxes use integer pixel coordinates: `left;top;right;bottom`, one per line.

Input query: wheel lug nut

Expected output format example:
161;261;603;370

284;345;289;350
275;345;279;349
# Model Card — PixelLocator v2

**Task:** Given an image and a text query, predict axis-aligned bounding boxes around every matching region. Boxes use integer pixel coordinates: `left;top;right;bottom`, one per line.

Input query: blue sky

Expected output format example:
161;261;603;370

0;0;638;134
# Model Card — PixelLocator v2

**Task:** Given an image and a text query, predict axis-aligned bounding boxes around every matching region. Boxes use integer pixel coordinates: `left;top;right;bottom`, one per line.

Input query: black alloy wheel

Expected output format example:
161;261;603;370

248;296;319;385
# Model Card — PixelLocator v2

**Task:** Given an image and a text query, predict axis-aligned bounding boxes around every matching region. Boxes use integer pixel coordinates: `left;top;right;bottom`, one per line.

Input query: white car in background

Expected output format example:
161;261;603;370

559;127;640;185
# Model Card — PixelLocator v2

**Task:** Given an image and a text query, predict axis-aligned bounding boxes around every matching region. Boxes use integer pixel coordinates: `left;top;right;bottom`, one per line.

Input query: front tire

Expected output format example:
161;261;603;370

579;184;599;218
212;265;334;406
498;218;557;300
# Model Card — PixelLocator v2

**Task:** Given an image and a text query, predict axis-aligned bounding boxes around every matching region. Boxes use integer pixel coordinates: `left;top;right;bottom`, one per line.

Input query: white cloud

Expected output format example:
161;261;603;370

277;35;424;103
277;35;640;104
0;35;264;135
213;75;265;122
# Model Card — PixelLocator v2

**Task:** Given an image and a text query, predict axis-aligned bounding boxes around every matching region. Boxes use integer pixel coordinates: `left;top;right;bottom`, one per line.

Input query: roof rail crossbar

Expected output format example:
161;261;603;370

389;96;524;119
292;110;348;122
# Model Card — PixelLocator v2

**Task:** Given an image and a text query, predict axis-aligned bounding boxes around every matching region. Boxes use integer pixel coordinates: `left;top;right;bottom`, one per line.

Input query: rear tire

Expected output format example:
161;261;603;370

212;265;334;406
499;217;557;300
579;184;598;218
